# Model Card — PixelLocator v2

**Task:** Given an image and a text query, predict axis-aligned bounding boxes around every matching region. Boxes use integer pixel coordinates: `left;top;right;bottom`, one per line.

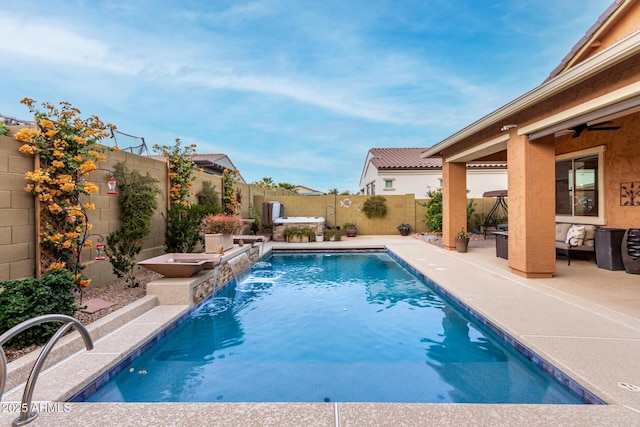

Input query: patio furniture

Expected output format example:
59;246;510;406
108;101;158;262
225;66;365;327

594;228;626;271
492;231;508;259
555;223;597;265
482;190;508;237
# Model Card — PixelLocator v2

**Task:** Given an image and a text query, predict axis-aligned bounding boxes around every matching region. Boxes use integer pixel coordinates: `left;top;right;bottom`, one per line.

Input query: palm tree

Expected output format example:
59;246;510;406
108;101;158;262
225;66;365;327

253;177;275;189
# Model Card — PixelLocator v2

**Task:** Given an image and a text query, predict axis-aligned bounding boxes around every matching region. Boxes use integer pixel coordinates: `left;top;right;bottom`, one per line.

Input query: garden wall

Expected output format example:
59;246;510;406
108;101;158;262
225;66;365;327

0;132;295;287
1;130;493;287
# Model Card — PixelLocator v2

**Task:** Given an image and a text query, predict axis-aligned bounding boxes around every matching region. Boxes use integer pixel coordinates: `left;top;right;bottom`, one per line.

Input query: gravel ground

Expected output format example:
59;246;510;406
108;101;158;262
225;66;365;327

4;270;161;363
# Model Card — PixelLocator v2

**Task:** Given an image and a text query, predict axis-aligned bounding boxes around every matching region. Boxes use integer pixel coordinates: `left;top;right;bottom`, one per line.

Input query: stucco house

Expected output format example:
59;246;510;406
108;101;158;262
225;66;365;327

421;0;640;278
359;147;507;198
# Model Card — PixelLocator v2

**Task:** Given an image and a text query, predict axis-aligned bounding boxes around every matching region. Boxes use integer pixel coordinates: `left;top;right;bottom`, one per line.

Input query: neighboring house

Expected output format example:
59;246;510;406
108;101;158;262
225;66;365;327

359;148;507;198
150;153;246;183
421;0;640;278
294;185;324;195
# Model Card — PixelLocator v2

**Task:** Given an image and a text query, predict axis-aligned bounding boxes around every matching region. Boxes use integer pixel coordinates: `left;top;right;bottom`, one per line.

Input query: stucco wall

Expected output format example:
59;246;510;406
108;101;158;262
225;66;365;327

362;167;507;199
555;111;640;229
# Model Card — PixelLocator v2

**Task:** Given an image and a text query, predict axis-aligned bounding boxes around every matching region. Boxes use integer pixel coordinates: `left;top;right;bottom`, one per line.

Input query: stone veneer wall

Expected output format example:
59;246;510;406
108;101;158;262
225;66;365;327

191;246;262;305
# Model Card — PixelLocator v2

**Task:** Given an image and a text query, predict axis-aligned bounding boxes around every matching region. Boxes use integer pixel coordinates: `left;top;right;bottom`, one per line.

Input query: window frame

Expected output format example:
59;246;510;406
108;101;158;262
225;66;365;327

555;145;606;225
382;178;395;191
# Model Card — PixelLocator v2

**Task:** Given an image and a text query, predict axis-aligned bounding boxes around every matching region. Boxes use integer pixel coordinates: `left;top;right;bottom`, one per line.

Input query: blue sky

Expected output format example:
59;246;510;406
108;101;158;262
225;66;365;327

0;0;613;193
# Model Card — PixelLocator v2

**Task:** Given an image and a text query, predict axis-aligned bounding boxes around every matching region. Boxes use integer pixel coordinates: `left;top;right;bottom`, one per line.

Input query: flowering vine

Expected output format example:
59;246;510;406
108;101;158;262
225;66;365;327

153;138;199;207
222;168;240;215
16;98;115;289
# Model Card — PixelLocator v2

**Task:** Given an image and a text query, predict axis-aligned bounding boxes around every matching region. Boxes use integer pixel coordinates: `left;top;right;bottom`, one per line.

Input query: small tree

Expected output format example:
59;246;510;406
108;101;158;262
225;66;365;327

105;162;161;287
419;187;476;233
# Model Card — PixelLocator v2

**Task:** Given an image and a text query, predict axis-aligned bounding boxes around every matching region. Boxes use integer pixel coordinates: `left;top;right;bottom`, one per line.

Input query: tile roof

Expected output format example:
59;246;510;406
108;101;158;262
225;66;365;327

370;148;442;169
368;148;505;169
148;154;227;163
545;0;625;82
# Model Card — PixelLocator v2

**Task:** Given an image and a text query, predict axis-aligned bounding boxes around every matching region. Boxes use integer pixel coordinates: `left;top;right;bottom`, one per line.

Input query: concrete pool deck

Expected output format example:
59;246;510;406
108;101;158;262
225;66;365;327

1;235;640;426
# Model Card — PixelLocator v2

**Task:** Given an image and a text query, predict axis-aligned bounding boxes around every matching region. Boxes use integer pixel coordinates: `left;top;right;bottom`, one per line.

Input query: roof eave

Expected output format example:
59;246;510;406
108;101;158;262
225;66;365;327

422;29;640;159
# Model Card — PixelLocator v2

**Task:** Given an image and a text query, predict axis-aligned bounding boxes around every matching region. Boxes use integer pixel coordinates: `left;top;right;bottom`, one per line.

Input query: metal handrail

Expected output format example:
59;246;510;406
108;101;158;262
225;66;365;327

0;314;93;426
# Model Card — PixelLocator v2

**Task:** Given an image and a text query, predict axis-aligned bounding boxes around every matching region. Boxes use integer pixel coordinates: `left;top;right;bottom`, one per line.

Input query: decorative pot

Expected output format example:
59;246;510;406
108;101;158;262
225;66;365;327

455;237;470;253
205;233;234;253
345;226;358;237
622;229;640;274
399;229;411;236
316;235;324;242
288;235;309;243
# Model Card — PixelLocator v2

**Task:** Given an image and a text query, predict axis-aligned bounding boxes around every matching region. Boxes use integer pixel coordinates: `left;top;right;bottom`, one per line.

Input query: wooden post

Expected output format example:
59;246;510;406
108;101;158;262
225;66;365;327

34;154;42;279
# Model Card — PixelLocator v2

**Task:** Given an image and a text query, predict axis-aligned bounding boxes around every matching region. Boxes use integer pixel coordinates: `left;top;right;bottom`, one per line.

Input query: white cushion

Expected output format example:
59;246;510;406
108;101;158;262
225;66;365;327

556;223;572;242
583;225;596;246
565;225;586;246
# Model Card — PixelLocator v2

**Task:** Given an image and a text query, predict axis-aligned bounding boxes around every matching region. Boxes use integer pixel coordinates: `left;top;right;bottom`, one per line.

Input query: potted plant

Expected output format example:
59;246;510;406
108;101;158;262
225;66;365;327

324;228;342;241
362;195;387;219
283;226;316;243
343;222;358;237
397;223;412;236
199;214;243;253
455;228;471;253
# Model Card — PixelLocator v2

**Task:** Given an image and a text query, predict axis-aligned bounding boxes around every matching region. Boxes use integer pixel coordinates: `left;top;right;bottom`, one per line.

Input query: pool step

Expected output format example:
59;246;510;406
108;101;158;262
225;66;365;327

3;295;163;395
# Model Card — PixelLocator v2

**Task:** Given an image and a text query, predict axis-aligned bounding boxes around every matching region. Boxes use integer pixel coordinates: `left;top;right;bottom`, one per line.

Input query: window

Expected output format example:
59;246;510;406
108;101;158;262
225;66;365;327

383;178;395;191
555;146;605;223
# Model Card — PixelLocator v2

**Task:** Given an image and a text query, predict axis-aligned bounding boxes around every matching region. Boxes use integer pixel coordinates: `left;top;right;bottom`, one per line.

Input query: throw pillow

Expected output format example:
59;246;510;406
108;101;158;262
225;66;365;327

565;225;586;246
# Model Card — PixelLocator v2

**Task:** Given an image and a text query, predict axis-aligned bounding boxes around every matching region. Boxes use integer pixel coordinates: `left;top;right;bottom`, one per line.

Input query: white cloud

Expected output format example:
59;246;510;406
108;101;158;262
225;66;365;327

0;14;145;75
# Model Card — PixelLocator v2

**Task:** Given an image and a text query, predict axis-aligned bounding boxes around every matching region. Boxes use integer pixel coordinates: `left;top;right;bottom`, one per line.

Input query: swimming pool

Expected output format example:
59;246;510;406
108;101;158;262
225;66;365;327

81;251;592;404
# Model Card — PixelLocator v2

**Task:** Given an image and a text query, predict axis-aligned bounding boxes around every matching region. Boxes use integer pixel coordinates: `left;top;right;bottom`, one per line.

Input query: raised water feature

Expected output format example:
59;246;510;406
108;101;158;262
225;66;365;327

227;252;251;284
137;253;221;277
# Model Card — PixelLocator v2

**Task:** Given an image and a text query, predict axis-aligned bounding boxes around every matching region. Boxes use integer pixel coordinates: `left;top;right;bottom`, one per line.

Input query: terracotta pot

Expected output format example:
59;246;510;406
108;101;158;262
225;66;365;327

345;226;358;237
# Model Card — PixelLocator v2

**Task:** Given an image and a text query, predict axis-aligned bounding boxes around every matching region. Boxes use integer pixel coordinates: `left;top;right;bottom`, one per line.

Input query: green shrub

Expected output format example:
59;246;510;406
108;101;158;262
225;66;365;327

196;180;222;215
0;269;78;348
362;195;387;219
164;204;207;253
106;162;161;287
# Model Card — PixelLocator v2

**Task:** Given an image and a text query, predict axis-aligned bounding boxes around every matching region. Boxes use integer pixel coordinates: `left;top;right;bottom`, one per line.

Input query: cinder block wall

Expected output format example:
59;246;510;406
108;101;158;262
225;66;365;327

257;194;424;235
0;132;296;287
82;150;169;287
0;134;170;287
0;135;37;282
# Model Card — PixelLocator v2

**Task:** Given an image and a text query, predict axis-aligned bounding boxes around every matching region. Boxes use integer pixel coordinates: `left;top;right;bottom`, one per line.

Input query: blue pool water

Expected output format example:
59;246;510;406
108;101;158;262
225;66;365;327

84;252;588;403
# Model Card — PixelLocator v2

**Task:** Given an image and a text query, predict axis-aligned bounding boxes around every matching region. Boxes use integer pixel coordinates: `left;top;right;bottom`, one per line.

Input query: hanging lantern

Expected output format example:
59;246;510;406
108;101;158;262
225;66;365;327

107;177;118;195
95;243;106;260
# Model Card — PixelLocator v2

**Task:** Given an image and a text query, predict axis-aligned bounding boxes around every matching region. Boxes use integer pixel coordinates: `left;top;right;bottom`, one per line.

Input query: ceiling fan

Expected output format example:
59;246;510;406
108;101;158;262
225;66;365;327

569;121;620;138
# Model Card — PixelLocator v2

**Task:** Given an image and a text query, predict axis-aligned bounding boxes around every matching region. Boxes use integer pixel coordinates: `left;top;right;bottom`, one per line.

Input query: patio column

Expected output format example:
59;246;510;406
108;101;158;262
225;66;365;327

442;160;467;251
507;129;556;278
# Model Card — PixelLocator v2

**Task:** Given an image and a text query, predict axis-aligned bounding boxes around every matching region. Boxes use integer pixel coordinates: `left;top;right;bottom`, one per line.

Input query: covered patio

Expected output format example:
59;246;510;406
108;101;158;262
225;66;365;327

422;0;640;279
